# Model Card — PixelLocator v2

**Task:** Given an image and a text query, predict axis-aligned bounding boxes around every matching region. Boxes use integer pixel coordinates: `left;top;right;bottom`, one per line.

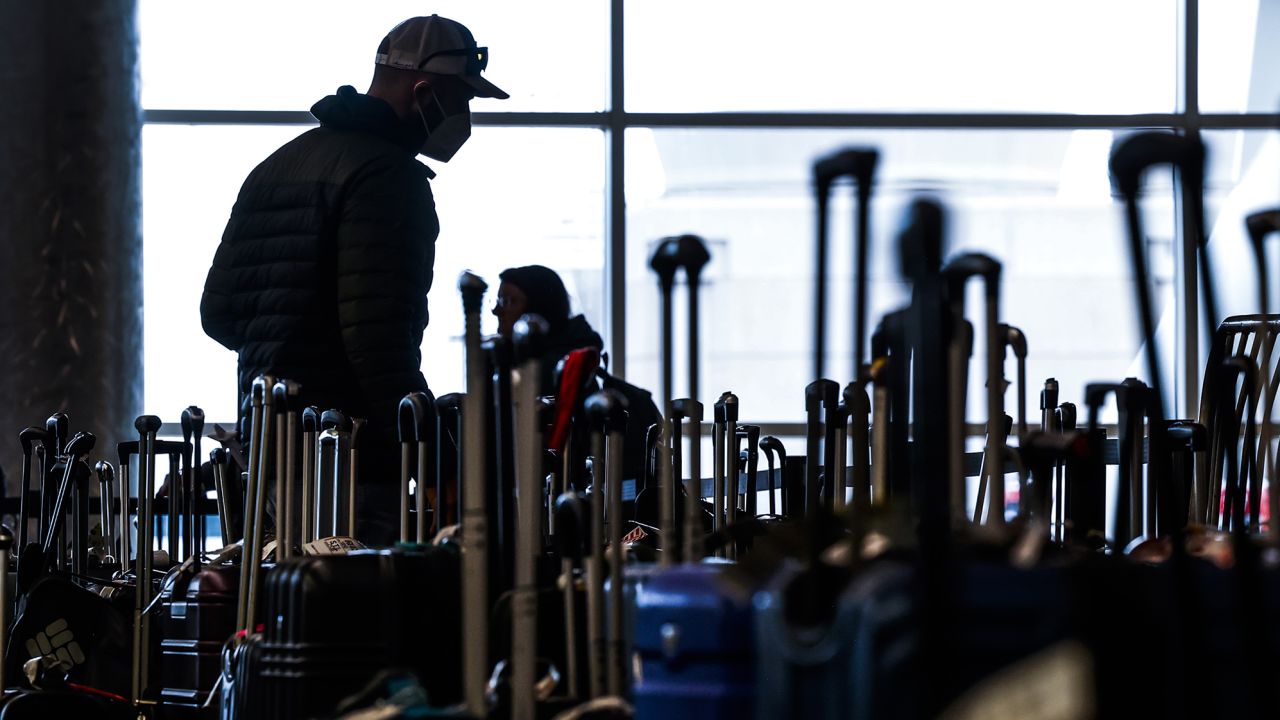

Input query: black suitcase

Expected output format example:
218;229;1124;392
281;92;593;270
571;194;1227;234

255;546;463;718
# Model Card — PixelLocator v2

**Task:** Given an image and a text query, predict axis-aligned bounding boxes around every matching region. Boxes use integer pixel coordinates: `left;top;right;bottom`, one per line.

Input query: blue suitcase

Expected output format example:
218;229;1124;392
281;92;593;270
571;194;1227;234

631;563;754;719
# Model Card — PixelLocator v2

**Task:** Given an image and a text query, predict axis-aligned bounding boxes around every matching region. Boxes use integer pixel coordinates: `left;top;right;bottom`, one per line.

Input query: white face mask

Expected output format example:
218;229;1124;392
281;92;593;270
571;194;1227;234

416;86;471;162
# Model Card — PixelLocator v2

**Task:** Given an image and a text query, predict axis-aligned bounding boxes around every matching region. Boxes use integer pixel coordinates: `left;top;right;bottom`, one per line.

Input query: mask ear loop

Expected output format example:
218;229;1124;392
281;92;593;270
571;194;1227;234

413;82;446;136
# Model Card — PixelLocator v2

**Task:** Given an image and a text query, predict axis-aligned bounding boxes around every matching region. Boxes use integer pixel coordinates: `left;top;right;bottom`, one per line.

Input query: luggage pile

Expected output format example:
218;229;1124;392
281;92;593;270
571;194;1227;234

3;130;1280;719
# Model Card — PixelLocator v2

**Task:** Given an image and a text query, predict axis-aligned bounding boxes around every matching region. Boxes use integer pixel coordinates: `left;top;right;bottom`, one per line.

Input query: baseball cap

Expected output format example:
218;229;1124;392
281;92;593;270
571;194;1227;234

375;15;509;100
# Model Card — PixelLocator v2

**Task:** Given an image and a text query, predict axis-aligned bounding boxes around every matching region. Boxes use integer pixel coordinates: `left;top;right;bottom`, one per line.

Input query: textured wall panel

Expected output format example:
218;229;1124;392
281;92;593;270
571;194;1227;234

0;1;142;492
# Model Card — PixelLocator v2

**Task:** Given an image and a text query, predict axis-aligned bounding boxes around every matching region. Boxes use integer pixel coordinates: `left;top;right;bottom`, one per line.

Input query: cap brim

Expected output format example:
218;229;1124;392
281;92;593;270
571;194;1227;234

463;74;509;100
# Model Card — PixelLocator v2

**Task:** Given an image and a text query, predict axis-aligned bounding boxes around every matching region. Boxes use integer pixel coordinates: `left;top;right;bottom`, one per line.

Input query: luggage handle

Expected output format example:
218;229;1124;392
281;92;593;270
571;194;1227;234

812;147;879;381
93;461;116;565
585;389;628;699
1084;381;1147;545
759;436;787;518
271;381;300;560
434;393;465;531
237;375;275;636
943;253;1006;527
458;270;491;716
398;391;439;545
803;381;837;518
132;415;161;704
180;406;205;567
301;406;321;544
671;398;704;562
16;427;47;558
511;315;550;719
1109;133;1210;514
554;492;590;701
649;235;710;412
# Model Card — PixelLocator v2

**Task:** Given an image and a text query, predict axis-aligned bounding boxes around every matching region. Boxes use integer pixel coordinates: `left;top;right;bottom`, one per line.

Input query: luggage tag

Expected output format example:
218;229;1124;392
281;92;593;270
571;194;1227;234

302;536;366;556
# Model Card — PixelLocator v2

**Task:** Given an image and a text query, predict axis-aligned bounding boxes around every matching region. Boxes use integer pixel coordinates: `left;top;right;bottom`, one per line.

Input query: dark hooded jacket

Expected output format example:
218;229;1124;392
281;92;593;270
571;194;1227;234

201;86;437;483
538;314;605;394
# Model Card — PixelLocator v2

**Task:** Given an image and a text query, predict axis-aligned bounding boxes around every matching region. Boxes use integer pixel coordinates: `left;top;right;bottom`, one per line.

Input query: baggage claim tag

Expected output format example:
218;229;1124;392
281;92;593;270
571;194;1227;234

303;536;367;556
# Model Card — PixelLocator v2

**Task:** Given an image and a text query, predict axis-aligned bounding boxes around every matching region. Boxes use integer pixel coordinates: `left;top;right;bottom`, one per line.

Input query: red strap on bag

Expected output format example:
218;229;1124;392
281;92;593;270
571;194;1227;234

547;348;601;452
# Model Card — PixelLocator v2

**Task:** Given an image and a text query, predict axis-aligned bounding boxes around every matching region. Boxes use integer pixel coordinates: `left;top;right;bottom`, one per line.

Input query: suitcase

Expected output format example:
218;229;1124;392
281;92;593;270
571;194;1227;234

255;545;463;719
632;563;753;719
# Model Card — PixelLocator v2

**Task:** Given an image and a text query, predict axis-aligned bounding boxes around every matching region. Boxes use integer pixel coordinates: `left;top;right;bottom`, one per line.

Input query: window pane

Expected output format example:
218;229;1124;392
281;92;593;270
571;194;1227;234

1203;130;1280;321
144;125;604;422
139;0;607;112
1199;1;1280;113
625;128;1176;424
626;0;1177;113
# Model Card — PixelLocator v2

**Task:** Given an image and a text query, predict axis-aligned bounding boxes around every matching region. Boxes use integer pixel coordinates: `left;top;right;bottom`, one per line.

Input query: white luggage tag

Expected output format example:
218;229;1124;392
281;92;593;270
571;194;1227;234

303;536;366;556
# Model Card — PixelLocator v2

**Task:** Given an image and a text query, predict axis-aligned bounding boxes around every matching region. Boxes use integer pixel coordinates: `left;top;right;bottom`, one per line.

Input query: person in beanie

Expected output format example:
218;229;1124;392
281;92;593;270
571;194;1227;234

494;265;662;481
200;16;507;545
494;265;605;388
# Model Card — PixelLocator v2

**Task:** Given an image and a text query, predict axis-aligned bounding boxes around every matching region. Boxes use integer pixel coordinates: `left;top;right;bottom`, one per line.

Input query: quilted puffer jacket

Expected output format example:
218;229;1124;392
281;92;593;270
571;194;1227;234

201;86;437;483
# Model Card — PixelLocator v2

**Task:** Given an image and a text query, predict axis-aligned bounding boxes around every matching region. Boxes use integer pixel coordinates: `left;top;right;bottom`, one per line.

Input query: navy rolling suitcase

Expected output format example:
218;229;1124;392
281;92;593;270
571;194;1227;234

632;564;753;719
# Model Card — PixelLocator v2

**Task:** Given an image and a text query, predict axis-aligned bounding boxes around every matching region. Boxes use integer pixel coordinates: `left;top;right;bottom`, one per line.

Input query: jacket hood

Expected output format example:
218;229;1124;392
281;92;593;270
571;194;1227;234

553;314;605;352
311;86;428;159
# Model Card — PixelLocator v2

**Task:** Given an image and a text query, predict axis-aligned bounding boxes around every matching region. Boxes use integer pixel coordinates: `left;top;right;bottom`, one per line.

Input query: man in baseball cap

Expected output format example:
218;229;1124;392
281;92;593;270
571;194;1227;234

202;15;506;544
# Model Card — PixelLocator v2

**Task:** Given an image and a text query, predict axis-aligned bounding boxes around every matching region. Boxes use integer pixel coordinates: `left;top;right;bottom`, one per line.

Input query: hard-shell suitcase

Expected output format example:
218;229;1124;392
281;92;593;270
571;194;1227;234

255;546;464;719
632;564;753;719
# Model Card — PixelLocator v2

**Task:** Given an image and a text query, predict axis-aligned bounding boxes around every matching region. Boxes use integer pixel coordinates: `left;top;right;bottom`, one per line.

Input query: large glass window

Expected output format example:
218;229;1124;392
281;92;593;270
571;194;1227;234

141;124;604;418
1200;1;1280;114
624;128;1173;423
141;2;1278;430
139;0;608;112
626;0;1177;113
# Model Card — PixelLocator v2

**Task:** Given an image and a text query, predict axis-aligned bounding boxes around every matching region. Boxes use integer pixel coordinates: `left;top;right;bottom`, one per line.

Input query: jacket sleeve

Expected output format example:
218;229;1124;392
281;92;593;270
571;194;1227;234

200;212;245;352
335;157;438;428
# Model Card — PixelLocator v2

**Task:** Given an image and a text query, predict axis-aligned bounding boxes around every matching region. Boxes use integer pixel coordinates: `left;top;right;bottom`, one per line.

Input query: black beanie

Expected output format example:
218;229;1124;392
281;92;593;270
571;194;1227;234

499;265;571;330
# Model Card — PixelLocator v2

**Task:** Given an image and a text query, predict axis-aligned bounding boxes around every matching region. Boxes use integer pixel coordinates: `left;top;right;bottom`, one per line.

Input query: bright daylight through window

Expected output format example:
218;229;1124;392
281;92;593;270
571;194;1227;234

140;0;1277;431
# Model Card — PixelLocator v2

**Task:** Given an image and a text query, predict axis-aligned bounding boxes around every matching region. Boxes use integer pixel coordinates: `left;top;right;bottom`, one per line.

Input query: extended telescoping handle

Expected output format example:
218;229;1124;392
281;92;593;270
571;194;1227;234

943;252;1005;525
270;382;300;559
585;389;629;700
805;380;837;516
43;432;95;565
459;270;491;716
672;398;704;562
239;375;276;635
43;413;69;556
1002;325;1029;437
398;391;439;544
813;147;879;381
511;315;549;720
737;425;761;517
94;461;116;563
759;436;786;516
319;409;352;538
1109;131;1210;428
1084;382;1142;545
301;406;320;543
947;318;974;525
649;235;711;409
554;493;590;700
133;415;160;704
209;448;231;548
347;419;364;540
17;427;47;554
180;406;205;564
